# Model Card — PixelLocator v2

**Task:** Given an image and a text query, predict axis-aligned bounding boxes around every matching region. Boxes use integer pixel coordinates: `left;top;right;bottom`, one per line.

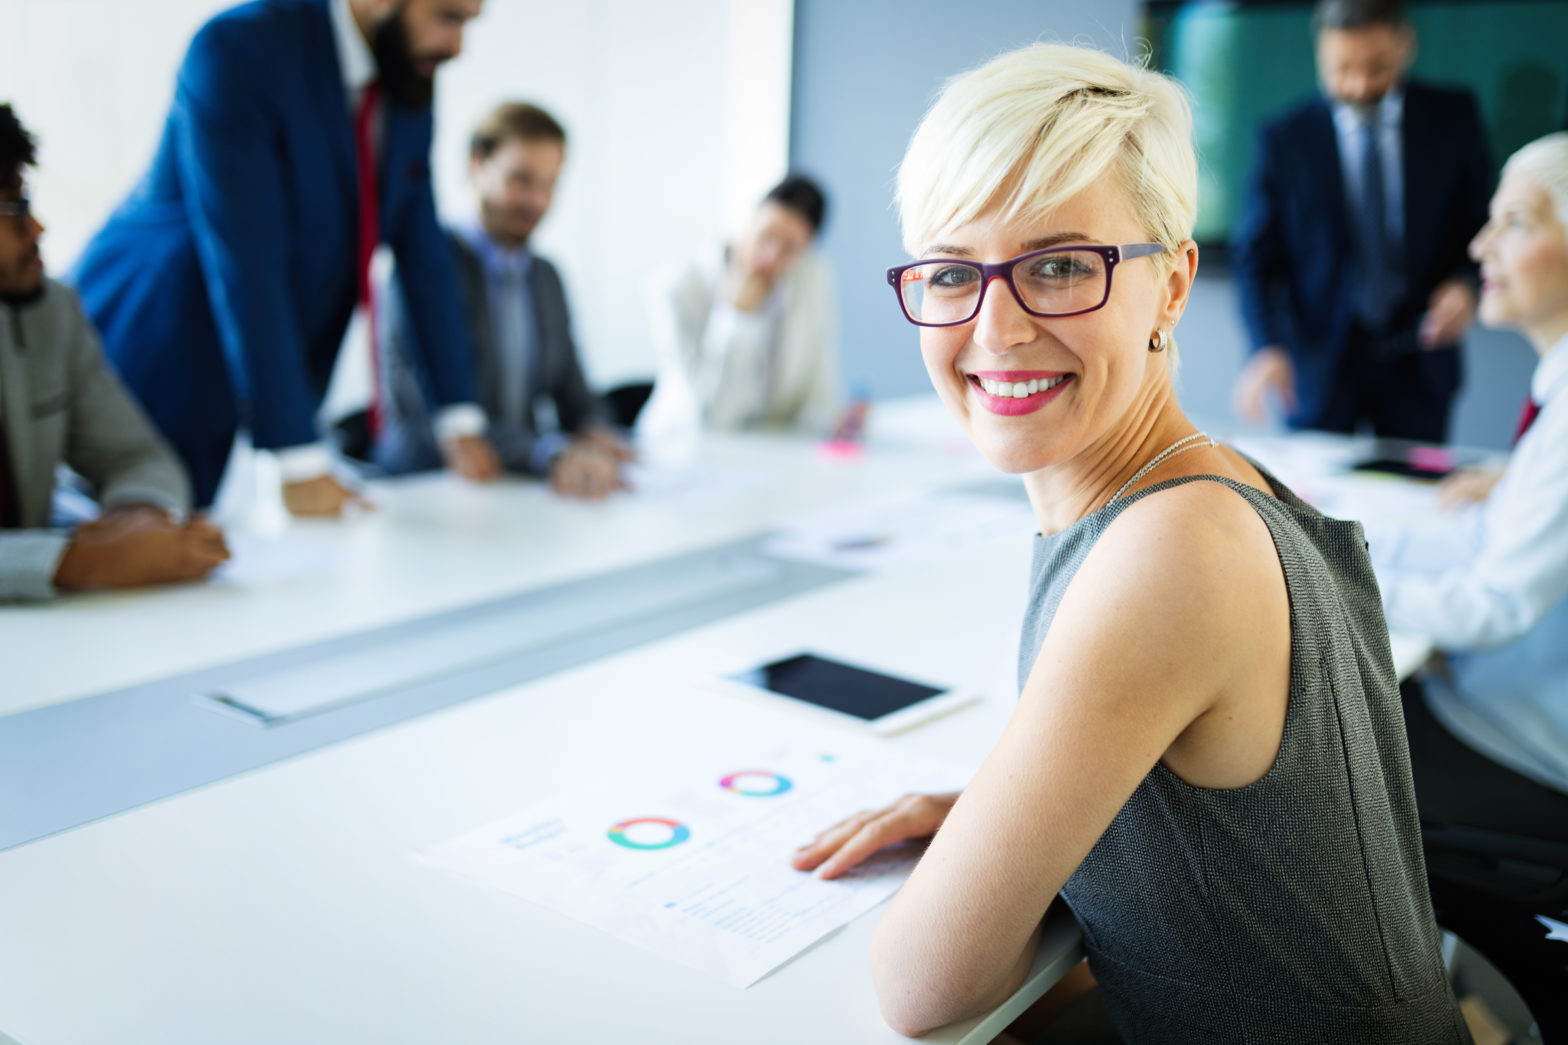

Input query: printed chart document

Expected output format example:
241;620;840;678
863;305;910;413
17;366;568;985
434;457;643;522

420;724;969;987
763;491;1036;573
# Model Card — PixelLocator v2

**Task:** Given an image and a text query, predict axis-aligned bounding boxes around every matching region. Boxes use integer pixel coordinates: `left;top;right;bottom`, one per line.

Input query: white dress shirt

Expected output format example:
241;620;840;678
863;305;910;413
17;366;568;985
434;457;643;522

275;0;482;482
638;243;842;440
1377;331;1568;792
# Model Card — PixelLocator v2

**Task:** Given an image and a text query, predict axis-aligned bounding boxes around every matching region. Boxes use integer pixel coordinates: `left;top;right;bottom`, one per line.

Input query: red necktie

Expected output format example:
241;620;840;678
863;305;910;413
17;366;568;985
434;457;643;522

1513;397;1542;447
354;81;385;436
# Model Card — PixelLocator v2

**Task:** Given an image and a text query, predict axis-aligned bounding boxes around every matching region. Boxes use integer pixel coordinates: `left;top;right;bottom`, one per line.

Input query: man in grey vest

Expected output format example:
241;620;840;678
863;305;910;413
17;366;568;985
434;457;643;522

374;101;630;498
0;104;227;601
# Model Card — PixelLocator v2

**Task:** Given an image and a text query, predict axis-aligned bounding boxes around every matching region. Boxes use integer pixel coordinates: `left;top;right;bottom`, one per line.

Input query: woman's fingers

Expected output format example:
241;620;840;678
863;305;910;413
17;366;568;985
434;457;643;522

792;793;962;876
791;810;878;871
794;794;954;877
815;809;926;880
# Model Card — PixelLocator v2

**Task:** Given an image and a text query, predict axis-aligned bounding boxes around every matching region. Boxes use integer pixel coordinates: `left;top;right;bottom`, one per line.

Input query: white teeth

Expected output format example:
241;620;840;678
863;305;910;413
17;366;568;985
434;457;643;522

976;375;1067;397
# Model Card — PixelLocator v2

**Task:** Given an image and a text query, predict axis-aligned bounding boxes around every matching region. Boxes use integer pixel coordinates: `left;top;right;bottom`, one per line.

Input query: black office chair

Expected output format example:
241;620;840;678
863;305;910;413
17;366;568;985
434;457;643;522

1424;822;1568;1041
604;381;655;430
331;407;375;464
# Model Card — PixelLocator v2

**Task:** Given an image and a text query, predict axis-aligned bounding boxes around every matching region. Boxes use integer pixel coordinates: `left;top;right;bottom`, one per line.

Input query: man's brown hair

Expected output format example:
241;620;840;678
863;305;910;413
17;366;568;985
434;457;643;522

470;102;567;161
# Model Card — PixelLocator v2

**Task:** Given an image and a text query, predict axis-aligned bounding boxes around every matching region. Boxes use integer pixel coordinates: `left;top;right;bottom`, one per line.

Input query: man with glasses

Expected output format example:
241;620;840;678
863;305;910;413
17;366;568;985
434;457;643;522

1232;0;1491;441
374;102;632;499
0;104;228;602
639;175;842;440
70;0;500;516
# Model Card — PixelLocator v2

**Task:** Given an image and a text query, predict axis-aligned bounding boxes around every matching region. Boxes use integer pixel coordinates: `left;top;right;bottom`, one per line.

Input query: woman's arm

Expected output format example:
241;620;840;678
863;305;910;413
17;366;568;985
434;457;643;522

1382;431;1568;649
870;481;1289;1036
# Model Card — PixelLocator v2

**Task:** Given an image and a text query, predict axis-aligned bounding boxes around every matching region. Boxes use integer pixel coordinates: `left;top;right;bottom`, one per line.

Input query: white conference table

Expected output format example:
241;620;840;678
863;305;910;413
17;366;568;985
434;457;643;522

0;399;1081;1045
0;400;1439;1045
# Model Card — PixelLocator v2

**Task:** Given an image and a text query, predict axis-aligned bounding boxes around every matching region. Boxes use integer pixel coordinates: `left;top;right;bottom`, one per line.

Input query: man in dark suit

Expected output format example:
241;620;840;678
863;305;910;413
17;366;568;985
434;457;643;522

374;102;632;499
1;103;227;601
1232;0;1492;441
71;0;501;517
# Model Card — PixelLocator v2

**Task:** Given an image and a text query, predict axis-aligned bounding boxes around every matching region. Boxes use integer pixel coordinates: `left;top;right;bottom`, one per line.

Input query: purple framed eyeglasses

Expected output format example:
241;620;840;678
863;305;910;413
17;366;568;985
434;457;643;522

886;242;1165;327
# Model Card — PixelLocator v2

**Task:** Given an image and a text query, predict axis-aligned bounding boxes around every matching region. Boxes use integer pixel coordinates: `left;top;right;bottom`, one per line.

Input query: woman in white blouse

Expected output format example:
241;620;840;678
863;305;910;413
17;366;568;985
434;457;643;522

1378;130;1568;836
637;176;842;442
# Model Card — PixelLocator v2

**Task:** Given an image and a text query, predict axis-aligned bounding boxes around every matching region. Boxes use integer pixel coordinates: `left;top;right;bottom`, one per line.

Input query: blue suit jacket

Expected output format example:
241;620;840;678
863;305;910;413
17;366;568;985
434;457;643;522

71;0;476;465
1231;82;1492;429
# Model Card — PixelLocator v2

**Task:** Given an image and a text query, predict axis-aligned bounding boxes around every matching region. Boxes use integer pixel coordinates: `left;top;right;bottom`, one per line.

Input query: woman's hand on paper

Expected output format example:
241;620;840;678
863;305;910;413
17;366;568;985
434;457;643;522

792;791;961;880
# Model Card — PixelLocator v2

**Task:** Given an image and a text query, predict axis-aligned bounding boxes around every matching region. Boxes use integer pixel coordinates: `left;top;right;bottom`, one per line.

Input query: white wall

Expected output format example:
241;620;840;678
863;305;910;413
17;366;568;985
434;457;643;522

0;0;794;388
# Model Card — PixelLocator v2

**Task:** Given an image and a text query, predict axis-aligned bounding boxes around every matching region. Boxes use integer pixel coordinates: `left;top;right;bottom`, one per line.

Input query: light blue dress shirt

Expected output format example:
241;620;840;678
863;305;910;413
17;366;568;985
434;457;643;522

1332;88;1405;253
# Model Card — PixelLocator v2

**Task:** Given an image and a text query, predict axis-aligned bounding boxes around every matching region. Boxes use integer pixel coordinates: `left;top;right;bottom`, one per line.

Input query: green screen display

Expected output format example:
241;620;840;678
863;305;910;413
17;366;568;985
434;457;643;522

1145;0;1568;246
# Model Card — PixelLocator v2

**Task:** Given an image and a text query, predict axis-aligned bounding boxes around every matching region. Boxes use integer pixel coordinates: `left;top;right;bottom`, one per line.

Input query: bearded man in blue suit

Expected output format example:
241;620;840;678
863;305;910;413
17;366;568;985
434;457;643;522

73;0;501;514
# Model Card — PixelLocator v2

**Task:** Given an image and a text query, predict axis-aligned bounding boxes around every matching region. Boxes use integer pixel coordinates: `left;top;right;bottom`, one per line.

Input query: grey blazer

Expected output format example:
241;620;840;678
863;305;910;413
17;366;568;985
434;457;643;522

376;232;610;476
0;279;189;601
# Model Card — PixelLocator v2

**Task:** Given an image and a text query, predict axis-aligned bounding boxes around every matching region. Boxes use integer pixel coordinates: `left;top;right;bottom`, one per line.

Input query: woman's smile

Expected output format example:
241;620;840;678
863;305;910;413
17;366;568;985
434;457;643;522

963;369;1075;415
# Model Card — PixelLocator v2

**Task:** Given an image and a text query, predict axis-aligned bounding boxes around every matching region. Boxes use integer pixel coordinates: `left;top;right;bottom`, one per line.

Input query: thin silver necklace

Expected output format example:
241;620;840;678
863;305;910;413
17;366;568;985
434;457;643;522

1106;431;1217;506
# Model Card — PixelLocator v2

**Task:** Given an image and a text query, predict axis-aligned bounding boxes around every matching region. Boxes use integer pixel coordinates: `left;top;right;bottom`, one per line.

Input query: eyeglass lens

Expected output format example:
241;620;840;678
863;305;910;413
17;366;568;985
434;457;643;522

899;249;1108;324
1;196;30;231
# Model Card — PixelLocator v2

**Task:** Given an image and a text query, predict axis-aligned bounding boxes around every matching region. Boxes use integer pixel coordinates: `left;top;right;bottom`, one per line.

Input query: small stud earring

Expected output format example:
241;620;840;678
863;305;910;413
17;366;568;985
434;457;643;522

1149;329;1168;352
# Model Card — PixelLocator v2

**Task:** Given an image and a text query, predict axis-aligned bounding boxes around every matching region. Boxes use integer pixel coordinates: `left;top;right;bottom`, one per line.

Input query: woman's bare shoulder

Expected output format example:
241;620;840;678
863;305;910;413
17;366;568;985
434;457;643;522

1041;475;1287;702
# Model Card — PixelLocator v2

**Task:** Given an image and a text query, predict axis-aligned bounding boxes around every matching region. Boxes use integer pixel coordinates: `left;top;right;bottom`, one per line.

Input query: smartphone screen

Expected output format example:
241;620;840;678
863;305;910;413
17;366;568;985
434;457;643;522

728;653;946;722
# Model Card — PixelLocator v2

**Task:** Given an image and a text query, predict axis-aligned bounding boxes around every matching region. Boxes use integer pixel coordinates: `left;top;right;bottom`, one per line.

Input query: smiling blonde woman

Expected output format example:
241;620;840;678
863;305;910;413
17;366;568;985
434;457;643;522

791;43;1468;1044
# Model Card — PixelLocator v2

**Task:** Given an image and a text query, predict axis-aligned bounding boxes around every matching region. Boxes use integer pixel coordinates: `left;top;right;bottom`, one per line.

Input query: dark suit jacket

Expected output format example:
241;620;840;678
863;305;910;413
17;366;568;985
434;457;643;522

69;0;477;490
376;232;610;476
1231;81;1492;428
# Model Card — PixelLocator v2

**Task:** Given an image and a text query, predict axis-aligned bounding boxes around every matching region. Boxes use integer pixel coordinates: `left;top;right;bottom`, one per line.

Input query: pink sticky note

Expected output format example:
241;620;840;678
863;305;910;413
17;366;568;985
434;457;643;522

818;439;865;460
1408;446;1457;472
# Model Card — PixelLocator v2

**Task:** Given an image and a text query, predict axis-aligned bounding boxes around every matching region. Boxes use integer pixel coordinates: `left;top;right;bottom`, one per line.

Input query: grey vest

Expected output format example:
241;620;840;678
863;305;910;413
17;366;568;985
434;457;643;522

1018;469;1469;1045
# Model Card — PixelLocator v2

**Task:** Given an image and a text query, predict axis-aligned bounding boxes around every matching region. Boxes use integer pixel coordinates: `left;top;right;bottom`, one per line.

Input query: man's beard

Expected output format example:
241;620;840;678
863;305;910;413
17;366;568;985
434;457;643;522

370;5;436;108
482;201;542;247
0;247;45;305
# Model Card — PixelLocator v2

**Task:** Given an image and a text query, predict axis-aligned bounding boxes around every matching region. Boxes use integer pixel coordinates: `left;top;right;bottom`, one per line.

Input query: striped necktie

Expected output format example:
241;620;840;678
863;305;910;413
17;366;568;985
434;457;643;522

1356;116;1395;329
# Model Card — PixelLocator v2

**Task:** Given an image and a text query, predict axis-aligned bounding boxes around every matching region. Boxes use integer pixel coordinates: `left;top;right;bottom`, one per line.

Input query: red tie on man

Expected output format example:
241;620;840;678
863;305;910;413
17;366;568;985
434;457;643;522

1513;397;1542;447
353;80;385;436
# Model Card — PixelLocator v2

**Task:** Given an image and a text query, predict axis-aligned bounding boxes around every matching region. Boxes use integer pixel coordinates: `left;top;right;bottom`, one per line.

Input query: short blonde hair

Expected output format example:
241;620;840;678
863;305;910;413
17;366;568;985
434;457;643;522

1502;131;1568;234
897;43;1197;263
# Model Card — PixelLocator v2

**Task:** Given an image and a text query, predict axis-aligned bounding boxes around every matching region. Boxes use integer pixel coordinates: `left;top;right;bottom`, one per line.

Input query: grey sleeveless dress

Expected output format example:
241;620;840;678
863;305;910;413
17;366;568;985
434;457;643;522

1017;467;1469;1045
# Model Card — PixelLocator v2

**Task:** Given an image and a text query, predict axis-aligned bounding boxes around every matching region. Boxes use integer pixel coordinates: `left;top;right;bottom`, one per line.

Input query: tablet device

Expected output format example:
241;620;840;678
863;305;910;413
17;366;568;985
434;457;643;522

1350;443;1462;481
723;652;975;734
1349;457;1452;481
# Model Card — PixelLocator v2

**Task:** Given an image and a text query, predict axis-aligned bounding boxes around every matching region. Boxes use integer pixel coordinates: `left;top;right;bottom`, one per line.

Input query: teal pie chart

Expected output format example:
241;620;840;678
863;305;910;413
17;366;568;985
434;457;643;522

719;771;794;797
607;817;691;850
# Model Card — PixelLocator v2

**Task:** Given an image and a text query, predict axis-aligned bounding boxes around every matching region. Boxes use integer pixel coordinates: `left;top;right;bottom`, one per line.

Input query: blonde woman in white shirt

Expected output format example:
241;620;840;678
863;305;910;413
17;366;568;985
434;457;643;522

638;176;842;441
1379;131;1568;834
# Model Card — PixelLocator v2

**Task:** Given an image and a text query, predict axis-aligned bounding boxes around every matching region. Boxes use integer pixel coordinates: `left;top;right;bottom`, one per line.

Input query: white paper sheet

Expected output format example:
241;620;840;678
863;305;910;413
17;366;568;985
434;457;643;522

763;491;1036;572
211;532;340;586
620;462;763;504
420;724;969;987
1291;472;1442;526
